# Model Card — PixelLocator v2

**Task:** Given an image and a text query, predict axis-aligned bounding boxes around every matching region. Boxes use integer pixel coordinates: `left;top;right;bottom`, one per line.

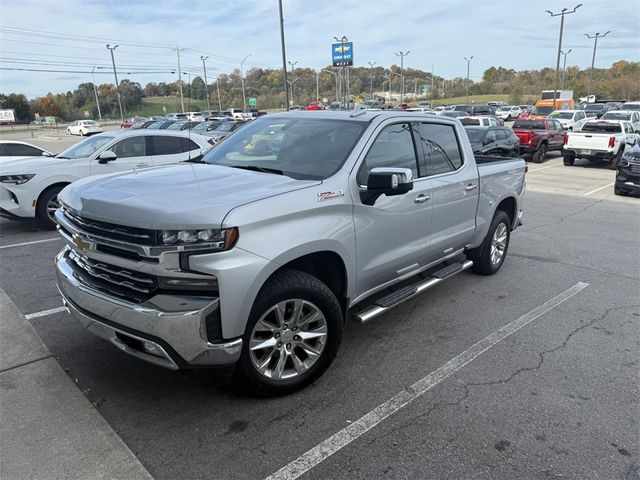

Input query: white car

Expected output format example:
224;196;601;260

67;120;102;136
548;110;588;131
186;111;205;122
0;130;212;227
0;141;52;162
458;115;500;127
601;110;640;133
496;106;522;121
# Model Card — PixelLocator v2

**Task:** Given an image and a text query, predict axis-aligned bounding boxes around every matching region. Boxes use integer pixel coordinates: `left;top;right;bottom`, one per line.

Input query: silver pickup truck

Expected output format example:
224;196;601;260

54;112;525;395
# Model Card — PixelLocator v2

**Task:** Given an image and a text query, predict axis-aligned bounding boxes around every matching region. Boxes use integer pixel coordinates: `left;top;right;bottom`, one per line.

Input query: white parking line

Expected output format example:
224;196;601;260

527;162;562;173
584;182;615;196
265;282;589;480
0;237;61;250
24;306;68;320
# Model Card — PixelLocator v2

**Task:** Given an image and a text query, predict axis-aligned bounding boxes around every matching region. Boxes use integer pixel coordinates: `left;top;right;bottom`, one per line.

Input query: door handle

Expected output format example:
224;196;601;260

465;184;478;192
136;163;149;168
414;194;431;204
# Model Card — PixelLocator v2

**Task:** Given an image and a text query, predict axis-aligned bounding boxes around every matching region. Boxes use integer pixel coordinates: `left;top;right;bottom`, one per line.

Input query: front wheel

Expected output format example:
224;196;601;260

36;185;65;229
467;210;511;275
236;269;343;396
67;128;72;135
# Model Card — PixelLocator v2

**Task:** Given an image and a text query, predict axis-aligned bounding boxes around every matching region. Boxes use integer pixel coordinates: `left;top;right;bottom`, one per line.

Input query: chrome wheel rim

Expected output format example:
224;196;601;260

249;299;327;381
490;223;508;265
46;195;60;221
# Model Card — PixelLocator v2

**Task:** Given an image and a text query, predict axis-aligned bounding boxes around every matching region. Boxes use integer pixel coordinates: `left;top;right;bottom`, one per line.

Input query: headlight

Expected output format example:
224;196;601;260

160;227;238;250
0;174;35;185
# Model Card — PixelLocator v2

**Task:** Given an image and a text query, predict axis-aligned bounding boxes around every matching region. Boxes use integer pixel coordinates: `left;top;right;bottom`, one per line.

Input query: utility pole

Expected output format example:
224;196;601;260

200;56;211;110
395;50;410;105
585;31;611;98
173;45;185;113
287;60;297;107
278;0;289;110
106;44;124;122
546;4;582;107
91;65;102;121
215;75;222;111
368;61;376;99
240;54;251;110
560;49;572;90
464;56;473;105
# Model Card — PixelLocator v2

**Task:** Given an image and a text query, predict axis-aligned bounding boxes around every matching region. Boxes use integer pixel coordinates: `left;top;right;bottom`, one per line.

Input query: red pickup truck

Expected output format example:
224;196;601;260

512;118;565;163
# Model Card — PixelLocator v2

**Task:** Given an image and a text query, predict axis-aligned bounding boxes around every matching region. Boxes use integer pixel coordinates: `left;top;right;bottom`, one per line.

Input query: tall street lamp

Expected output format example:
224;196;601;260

287;77;300;107
585;31;611;98
106;44;124;122
546;4;582;107
278;0;289;110
323;68;338;103
91;65;102;121
464;56;473;105
380;73;391;100
368;61;376;99
395;50;410;104
215;75;222;111
288;60;298;105
240;54;251;111
200;56;211;110
560;48;572;90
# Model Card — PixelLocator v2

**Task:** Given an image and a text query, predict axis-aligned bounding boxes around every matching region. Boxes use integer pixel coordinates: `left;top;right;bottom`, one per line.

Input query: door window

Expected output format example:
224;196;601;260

150;136;183;155
484;130;497;144
415;123;463;176
357;123;419;184
181;138;201;152
4;143;44;156
111;136;146;158
495;129;508;140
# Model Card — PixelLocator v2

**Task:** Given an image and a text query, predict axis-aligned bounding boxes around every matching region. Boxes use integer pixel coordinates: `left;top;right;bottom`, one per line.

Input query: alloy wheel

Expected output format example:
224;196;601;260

490;223;508;265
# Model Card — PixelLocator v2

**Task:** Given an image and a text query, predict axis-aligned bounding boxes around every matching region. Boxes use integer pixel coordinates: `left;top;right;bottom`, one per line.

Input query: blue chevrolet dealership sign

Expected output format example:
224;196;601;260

332;42;353;67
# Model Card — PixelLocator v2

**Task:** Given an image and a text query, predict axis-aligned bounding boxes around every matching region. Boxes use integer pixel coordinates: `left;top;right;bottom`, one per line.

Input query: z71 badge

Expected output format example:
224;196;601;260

318;189;345;202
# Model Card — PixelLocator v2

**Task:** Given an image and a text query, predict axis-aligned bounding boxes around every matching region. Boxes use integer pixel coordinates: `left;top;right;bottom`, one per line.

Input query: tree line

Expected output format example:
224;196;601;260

1;60;638;122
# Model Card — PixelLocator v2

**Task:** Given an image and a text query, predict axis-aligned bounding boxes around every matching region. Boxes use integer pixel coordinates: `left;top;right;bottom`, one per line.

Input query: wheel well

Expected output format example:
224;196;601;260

36;183;69;216
496;197;516;227
275;251;348;311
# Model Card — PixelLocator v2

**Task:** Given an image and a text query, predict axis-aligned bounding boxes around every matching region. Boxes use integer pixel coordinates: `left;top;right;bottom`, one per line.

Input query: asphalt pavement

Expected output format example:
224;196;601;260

0;156;638;479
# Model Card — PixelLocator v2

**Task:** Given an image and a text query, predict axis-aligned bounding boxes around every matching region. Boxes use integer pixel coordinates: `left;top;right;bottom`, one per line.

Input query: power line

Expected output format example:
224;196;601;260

0;67;176;74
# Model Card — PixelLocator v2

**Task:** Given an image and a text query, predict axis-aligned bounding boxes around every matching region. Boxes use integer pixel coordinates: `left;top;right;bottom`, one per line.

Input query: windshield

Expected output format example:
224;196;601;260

550;112;574;119
465;129;485;143
215;122;238;132
622;103;640;111
167;121;187;130
513;120;546;130
602;112;631;121
203;117;367;180
57;135;114;159
581;123;622;133
193;121;220;132
585;104;606;111
531;106;554;115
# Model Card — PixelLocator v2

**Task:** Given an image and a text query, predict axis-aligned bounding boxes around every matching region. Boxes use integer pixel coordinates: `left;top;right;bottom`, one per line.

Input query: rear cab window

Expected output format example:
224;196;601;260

581;123;622;133
414;123;463;176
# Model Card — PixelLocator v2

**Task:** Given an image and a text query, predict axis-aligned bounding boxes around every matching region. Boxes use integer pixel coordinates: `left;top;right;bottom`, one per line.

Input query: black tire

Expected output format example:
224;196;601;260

609;148;623;170
563;154;575;166
36;185;65;229
507;115;511;121
235;269;343;396
466;210;511;276
533;143;547;163
614;186;626;196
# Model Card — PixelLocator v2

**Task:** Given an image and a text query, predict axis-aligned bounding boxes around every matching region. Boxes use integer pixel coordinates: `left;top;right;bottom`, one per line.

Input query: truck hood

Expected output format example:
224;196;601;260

60;163;321;229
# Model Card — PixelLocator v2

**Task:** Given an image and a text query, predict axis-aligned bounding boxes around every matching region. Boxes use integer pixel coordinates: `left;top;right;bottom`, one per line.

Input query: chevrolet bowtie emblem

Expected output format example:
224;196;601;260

72;234;92;251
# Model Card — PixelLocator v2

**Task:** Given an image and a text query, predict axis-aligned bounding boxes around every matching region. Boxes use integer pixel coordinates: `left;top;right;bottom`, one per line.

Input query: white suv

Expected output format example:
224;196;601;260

496;106;522;121
0;130;212;227
548;110;588;131
67;120;103;136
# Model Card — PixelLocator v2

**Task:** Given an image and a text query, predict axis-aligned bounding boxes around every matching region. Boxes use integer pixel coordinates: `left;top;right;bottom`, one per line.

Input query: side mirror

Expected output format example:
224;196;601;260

42;151;53;157
97;150;117;164
360;167;413;205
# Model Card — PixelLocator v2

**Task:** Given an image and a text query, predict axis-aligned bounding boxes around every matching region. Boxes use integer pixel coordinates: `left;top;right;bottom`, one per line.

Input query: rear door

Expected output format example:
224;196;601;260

548;120;564;150
148;135;188;166
352;121;433;296
414;122;479;262
89;135;150;175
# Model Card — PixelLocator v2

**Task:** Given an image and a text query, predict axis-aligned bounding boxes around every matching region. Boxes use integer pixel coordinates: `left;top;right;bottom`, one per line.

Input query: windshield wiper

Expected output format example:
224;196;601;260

228;165;287;176
56;155;70;159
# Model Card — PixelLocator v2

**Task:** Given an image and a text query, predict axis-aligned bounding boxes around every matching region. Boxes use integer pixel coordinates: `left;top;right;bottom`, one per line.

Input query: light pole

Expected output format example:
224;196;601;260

240;54;251;111
560;49;572;90
278;0;289;110
91;65;102;121
334;35;349;107
395;50;410;104
106;44;124;122
464;56;473;105
585;31;611;98
287;77;300;107
368;61;376;99
200;56;211;110
287;60;298;106
380;74;391;101
215;75;222;111
323;68;338;103
546;4;582;107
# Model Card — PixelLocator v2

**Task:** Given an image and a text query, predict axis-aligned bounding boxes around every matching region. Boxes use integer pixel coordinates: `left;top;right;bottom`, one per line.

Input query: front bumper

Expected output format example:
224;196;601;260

56;248;242;369
615;167;640;193
0;185;34;219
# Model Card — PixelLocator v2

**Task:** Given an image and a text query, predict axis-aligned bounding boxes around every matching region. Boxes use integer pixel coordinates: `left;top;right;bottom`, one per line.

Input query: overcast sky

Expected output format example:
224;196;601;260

1;0;638;98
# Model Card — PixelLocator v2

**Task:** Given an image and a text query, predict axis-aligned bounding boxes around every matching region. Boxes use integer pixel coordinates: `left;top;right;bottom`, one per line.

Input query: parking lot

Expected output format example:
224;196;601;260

1;131;639;479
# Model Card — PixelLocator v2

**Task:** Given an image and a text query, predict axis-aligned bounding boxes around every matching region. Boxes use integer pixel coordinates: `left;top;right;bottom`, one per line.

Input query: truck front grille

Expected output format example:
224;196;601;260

63;208;156;245
66;249;156;303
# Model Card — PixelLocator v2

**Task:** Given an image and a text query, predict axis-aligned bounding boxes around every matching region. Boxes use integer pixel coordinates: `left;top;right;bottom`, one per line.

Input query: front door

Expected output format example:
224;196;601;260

90;135;150;175
352;121;433;297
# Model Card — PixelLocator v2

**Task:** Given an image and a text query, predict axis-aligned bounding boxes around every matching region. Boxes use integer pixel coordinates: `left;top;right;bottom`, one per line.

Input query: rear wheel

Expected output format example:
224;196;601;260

236;269;343;396
36;185;66;229
533;143;547;163
466;210;511;275
563;154;575;166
